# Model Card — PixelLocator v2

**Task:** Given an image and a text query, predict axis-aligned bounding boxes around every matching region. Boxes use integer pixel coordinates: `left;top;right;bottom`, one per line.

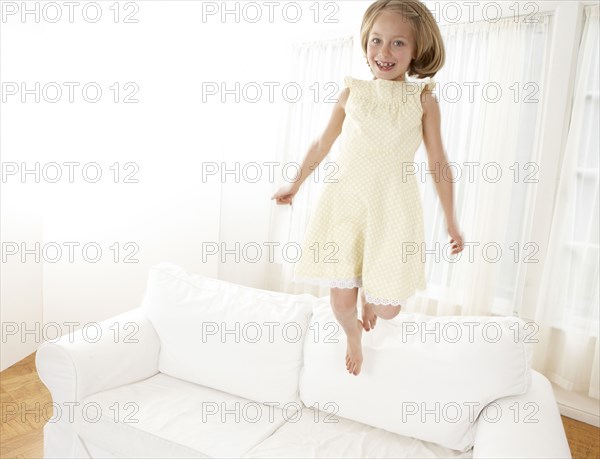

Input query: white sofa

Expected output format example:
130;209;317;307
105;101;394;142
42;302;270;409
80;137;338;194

36;262;572;458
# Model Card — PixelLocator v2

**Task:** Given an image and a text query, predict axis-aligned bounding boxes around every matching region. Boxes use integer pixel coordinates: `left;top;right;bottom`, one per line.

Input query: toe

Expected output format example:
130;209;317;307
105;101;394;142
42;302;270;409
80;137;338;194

364;317;372;330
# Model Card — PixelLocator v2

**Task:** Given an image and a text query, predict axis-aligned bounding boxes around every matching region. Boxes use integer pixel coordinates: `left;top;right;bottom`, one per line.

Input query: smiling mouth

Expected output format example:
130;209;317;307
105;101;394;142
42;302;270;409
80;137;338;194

376;60;396;70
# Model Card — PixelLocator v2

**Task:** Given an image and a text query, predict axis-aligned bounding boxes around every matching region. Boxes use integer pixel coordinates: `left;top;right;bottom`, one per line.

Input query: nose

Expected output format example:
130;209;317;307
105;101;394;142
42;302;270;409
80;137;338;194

380;43;392;58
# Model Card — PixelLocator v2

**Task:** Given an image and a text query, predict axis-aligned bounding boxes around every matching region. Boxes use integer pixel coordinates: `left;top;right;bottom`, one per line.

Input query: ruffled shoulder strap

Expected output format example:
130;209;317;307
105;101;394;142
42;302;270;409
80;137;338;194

421;77;436;93
343;75;354;89
343;75;371;90
343;75;370;99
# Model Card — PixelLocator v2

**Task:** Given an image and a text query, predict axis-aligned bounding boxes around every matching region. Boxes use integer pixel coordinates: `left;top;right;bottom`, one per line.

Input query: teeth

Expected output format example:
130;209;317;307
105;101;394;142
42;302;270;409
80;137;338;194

377;60;395;68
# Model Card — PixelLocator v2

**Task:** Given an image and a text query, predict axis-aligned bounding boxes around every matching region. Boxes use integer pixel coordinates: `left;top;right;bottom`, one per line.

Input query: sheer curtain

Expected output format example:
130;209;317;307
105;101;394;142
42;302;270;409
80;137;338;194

531;4;599;400
407;13;549;317
265;37;354;295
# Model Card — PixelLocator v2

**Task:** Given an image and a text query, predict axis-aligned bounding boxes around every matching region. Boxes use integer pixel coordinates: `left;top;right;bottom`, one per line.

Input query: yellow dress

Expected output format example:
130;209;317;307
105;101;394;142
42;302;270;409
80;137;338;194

292;75;436;306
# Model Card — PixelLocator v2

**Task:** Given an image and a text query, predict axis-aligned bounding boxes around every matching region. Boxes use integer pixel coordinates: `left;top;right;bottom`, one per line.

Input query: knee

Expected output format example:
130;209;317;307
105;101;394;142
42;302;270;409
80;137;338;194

376;305;401;320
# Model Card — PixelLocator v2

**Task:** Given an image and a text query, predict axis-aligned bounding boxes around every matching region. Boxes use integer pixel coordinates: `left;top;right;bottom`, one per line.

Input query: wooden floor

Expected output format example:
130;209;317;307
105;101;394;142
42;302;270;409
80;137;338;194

1;353;599;458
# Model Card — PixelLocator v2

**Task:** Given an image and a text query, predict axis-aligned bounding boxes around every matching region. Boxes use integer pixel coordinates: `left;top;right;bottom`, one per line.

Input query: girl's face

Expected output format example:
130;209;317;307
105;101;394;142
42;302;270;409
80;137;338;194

366;11;416;81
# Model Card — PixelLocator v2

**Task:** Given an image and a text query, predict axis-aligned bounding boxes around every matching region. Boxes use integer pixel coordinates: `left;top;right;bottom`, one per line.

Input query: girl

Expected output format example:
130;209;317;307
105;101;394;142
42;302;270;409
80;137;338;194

272;0;464;376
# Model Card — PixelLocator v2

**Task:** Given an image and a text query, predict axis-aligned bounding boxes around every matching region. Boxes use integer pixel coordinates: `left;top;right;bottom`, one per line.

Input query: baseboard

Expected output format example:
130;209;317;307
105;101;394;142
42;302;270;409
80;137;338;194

552;383;600;427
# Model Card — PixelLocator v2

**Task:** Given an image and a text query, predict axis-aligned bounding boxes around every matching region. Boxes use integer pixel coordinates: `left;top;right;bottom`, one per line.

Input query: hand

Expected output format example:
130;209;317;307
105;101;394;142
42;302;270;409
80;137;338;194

447;221;464;255
271;183;298;206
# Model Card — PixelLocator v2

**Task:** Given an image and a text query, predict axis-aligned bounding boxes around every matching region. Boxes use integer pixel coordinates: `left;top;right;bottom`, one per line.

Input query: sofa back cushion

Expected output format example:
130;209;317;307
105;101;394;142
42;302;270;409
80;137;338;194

299;299;533;452
141;263;315;405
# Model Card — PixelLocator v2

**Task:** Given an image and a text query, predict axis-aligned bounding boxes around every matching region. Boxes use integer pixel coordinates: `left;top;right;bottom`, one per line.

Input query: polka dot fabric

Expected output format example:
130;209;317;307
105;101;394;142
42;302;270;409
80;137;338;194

292;75;435;306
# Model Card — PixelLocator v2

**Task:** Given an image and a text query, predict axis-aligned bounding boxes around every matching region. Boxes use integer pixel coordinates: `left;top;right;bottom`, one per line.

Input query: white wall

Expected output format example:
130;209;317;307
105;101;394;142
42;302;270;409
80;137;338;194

1;183;43;369
1;2;228;369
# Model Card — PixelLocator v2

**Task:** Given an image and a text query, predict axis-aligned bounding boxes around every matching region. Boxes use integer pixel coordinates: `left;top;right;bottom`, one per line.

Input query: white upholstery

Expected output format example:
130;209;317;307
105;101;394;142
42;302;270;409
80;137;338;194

299;300;534;452
142;262;315;405
75;373;287;458
472;370;574;458
35;262;572;459
35;307;160;459
242;406;473;458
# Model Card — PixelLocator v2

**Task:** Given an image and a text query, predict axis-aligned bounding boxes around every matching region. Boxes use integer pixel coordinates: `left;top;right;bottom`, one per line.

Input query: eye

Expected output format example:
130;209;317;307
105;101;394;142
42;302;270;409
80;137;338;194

370;37;380;44
394;40;404;46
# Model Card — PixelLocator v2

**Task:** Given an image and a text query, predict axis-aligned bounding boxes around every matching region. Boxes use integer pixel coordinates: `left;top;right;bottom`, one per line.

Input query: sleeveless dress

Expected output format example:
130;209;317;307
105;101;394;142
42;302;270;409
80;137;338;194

292;75;436;306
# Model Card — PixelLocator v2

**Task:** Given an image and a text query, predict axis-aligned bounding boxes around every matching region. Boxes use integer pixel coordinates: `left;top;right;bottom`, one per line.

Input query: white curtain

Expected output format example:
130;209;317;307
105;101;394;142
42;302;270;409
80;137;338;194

407;13;550;317
265;36;354;296
530;4;599;400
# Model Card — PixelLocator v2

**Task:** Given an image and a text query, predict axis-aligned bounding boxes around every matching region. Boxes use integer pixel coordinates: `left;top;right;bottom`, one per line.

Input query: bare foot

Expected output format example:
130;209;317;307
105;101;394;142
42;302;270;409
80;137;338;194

345;319;364;376
361;302;377;331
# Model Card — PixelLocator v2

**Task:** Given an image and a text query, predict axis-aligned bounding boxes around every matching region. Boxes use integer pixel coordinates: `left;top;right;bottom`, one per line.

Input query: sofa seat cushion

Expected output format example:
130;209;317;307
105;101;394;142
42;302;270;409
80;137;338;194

300;299;533;452
141;262;315;406
74;373;289;458
242;407;473;458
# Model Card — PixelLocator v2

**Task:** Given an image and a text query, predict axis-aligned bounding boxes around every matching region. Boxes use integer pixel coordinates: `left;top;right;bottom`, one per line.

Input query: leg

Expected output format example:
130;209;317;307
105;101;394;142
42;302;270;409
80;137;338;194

373;304;401;320
330;287;364;376
360;290;402;321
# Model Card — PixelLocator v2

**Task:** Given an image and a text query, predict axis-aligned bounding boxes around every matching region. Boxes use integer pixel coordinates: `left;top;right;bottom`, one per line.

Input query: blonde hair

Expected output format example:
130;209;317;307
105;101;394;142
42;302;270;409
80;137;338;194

360;0;445;79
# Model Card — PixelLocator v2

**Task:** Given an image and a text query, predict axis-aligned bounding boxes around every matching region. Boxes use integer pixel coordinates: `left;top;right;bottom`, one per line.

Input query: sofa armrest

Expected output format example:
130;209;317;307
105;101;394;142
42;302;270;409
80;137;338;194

36;306;160;405
472;370;572;458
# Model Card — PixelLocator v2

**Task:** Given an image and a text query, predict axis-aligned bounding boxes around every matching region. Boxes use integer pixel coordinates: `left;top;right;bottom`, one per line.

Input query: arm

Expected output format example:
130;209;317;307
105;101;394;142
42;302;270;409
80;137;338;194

36;307;160;403
35;307;161;458
421;90;463;253
272;86;349;206
472;371;572;458
291;87;349;192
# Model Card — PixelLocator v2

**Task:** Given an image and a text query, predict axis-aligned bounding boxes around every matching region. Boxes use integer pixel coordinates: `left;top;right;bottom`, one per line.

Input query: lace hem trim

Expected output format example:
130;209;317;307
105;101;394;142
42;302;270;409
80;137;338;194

292;275;410;306
363;292;406;306
292;275;362;289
